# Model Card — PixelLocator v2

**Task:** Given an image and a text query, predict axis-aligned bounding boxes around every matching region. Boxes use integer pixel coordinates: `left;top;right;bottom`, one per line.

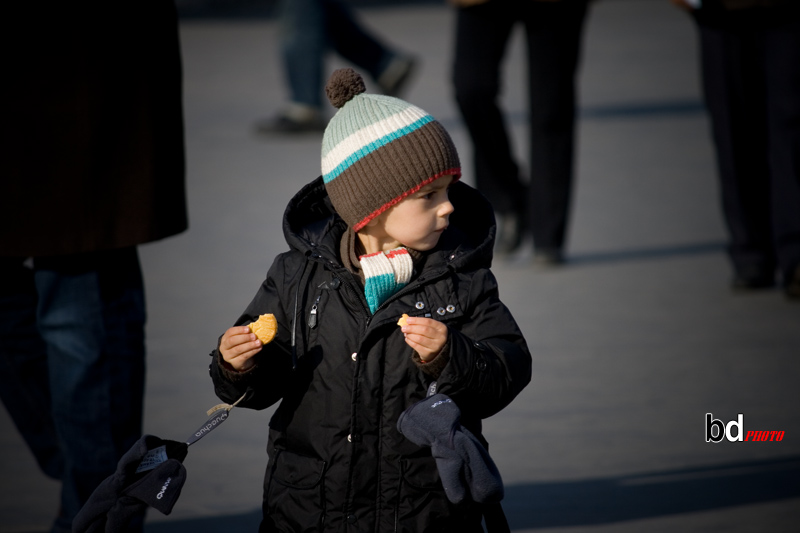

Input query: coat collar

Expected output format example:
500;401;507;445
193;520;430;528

283;176;497;275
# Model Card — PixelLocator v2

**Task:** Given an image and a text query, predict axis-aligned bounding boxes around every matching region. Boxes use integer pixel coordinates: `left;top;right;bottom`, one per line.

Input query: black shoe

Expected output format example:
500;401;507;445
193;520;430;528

377;55;417;97
495;212;525;255
254;109;326;135
533;248;564;269
783;265;800;300
731;268;775;291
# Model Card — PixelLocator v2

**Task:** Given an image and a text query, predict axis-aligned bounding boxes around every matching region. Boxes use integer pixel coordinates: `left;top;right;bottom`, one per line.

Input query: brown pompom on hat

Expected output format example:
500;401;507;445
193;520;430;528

321;68;460;231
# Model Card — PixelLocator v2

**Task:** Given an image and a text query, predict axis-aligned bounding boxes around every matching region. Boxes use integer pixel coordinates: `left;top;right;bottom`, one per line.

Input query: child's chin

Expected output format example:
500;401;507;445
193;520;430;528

411;238;440;252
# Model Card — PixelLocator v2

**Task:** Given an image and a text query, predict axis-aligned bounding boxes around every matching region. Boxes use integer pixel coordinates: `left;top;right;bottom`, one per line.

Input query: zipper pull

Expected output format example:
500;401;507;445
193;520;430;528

308;294;321;329
308;305;318;329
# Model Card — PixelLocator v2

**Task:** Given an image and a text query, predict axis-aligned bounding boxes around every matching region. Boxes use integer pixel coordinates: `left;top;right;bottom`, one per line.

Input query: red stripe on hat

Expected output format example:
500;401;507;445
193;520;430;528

352;168;461;232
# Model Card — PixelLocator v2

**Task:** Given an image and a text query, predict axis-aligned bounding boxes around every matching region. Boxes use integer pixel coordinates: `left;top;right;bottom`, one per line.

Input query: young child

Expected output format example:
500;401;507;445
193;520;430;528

210;68;531;532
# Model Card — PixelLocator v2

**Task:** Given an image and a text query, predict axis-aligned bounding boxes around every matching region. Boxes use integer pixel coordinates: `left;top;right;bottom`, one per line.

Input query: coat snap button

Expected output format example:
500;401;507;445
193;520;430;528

415;301;425;309
347;434;352;442
351;352;357;361
446;305;455;313
347;514;357;524
437;307;446;316
476;358;488;371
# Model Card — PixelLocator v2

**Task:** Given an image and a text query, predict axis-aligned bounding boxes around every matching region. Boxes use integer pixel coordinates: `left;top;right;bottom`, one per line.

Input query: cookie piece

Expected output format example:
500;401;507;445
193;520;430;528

248;314;278;344
397;313;409;327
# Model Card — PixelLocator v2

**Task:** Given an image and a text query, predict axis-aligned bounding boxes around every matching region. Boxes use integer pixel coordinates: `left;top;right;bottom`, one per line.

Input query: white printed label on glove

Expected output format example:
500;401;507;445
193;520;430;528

136;445;169;473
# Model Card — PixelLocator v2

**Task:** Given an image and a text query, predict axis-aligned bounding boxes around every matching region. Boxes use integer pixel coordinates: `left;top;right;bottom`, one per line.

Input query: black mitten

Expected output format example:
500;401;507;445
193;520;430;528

73;435;188;533
397;394;503;504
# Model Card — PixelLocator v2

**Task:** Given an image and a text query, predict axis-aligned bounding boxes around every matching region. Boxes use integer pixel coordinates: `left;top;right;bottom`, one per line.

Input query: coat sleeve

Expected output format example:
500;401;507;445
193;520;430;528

435;268;532;419
209;252;300;410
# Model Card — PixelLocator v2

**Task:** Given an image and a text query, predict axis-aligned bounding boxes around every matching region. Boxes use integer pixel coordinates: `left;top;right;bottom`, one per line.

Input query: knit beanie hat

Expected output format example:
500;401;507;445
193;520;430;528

321;68;461;231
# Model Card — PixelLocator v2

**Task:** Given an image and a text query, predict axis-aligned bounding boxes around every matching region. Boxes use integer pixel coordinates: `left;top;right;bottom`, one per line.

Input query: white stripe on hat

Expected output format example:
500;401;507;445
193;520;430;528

322;106;430;177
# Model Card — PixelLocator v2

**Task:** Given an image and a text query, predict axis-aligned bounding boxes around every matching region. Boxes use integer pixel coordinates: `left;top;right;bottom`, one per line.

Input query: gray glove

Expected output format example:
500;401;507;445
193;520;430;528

73;435;188;533
397;394;503;504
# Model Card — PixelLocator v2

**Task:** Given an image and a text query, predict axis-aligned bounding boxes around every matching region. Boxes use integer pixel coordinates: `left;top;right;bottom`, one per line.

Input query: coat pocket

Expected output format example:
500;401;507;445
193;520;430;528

266;449;327;531
395;456;448;531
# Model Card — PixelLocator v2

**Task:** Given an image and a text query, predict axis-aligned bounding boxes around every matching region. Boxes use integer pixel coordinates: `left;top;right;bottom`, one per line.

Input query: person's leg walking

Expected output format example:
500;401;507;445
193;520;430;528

34;247;146;532
97;248;146;457
277;0;326;109
762;10;800;295
0;258;63;480
324;0;415;96
453;2;526;251
256;0;329;133
523;0;588;257
697;13;775;287
325;0;391;80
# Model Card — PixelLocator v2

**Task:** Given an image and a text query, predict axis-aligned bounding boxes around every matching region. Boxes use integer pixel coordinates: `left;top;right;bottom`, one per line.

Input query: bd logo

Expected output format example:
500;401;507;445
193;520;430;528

705;413;785;443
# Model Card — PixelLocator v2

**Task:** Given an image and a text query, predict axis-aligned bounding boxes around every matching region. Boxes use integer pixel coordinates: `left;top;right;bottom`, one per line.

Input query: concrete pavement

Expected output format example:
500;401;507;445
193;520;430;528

2;1;798;531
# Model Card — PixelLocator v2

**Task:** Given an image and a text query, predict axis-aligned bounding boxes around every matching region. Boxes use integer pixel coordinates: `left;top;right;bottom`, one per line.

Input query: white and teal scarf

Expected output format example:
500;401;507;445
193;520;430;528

359;247;413;314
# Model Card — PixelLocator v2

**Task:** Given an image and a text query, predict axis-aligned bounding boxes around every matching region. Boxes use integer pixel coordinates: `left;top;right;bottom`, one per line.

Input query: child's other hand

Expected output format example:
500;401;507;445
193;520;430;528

219;326;262;371
401;317;448;362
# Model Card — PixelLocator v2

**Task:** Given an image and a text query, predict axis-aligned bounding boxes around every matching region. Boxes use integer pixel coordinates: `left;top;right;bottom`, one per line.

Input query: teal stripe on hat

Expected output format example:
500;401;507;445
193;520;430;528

322;114;435;184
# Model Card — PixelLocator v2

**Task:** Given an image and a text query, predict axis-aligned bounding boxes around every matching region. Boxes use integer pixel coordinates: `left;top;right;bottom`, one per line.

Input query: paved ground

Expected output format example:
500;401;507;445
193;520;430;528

2;1;798;531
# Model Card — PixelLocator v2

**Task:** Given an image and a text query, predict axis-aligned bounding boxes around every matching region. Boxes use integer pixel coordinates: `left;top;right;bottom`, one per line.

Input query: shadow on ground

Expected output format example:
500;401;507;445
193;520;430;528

438;98;707;131
499;241;727;271
175;0;442;19
145;456;799;531
567;241;725;266
503;456;800;529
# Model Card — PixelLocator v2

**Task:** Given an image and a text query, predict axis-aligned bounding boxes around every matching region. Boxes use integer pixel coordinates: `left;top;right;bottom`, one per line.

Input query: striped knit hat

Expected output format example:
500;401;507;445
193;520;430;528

322;68;461;231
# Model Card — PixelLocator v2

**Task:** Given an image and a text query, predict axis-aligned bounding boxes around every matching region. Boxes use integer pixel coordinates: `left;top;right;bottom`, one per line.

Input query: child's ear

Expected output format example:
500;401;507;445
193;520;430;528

364;216;382;228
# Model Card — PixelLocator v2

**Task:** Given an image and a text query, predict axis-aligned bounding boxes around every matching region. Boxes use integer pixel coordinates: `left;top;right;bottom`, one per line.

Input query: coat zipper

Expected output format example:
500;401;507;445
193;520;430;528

308;294;321;329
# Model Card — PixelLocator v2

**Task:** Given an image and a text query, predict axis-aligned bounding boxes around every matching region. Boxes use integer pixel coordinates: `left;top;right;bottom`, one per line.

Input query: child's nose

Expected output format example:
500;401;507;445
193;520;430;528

440;200;454;217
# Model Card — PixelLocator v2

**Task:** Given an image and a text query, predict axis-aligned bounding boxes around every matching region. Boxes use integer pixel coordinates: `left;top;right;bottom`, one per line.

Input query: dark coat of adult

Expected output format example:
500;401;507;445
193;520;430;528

1;1;187;257
210;177;532;532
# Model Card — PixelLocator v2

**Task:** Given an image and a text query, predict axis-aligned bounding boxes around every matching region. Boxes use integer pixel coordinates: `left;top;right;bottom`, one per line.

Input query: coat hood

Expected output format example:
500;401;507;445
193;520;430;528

283;176;496;272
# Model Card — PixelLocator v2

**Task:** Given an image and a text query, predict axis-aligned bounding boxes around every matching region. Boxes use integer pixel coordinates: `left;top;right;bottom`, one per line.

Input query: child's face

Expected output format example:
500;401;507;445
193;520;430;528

366;174;455;252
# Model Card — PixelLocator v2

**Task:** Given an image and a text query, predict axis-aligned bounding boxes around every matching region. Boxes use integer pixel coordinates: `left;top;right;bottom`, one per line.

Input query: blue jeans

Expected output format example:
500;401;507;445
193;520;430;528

0;248;146;532
277;0;394;108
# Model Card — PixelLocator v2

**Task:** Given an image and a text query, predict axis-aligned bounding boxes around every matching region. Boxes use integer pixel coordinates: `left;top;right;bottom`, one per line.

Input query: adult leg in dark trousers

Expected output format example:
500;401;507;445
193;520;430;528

525;0;587;259
260;0;415;134
695;6;800;296
0;248;147;532
453;0;588;260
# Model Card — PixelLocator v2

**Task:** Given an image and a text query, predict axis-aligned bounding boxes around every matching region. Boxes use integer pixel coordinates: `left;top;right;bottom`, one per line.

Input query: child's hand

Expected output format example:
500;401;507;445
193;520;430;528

401;317;448;362
219;326;262;371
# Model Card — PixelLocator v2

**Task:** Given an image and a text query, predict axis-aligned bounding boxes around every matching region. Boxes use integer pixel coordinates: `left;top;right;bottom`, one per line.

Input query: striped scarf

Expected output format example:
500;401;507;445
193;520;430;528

359;247;413;314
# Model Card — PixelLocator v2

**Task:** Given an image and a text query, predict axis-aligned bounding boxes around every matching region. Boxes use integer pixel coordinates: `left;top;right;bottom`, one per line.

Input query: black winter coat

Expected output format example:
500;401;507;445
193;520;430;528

2;1;186;257
210;177;531;532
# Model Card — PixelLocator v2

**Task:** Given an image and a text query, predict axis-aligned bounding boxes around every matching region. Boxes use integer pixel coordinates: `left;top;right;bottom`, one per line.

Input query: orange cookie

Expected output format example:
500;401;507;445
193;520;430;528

397;313;409;327
248;313;278;344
